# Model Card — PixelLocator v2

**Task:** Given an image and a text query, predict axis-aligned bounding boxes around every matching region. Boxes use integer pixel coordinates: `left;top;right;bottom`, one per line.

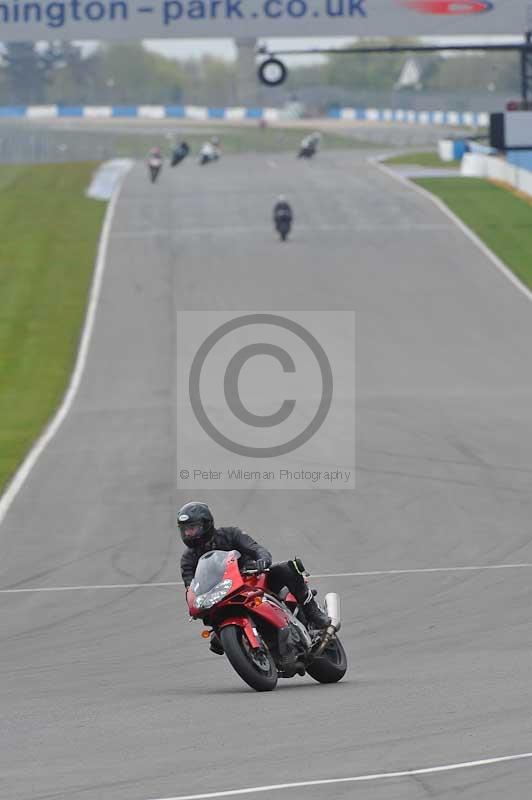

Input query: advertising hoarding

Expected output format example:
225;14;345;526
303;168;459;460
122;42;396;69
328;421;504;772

0;0;528;42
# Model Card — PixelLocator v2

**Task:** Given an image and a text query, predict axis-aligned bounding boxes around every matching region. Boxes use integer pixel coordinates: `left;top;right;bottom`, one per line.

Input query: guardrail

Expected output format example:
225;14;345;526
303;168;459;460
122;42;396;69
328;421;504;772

328;108;488;127
0;105;488;126
462;151;532;198
0;105;295;121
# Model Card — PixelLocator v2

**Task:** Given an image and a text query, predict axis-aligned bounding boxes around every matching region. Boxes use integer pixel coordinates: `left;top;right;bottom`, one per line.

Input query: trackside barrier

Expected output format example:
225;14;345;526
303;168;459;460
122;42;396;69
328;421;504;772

328;108;488;127
0;105;289;121
438;139;468;161
0;105;488;125
461;152;532;199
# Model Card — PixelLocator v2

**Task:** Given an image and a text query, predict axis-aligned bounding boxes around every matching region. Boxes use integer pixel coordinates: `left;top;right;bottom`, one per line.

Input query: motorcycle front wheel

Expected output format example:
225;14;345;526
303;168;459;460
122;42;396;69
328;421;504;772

306;635;347;684
220;625;278;692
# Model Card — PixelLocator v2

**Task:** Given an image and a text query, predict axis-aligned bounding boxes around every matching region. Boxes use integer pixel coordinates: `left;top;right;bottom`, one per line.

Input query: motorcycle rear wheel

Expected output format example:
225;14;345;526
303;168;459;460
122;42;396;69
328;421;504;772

306;635;347;684
220;625;278;692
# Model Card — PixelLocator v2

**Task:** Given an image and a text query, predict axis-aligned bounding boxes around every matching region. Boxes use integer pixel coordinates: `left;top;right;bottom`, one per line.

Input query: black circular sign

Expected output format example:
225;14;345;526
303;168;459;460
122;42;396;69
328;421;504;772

258;58;288;87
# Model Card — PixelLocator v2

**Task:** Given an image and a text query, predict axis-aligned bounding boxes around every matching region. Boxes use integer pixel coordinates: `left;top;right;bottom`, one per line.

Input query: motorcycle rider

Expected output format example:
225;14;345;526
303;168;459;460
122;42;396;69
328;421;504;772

298;131;321;158
147;145;162;162
178;501;329;653
273;195;293;225
171;139;189;166
199;136;221;164
146;146;163;182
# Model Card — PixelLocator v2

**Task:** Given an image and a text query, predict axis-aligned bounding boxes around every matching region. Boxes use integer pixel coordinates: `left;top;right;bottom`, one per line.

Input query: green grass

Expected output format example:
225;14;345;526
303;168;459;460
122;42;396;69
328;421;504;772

416;177;532;290
0;162;106;492
385;151;460;169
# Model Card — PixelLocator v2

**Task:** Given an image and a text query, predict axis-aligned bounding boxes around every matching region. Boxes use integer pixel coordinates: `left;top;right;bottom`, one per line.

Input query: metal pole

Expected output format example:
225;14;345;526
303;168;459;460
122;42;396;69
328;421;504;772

521;31;532;105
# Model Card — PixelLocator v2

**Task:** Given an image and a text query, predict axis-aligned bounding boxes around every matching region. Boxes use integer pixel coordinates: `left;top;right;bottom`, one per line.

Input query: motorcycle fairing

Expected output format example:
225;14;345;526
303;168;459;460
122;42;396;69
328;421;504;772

218;615;260;649
257;593;313;651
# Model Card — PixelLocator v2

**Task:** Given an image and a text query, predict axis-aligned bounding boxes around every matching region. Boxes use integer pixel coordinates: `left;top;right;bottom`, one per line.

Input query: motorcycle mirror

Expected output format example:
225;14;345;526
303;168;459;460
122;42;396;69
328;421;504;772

258;57;288;87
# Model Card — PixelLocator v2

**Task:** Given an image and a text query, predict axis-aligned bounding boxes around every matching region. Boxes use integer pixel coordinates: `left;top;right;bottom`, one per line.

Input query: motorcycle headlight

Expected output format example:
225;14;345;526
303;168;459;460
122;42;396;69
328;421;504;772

196;579;233;609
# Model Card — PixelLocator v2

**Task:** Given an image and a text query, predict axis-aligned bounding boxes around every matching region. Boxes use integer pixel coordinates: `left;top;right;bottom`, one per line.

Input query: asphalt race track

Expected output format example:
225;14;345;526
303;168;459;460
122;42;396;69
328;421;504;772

2;150;532;800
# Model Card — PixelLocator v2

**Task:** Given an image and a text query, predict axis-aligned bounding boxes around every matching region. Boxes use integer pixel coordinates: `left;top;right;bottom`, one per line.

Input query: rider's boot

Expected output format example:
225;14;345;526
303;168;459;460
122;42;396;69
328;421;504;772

278;626;298;677
209;632;224;655
302;590;330;630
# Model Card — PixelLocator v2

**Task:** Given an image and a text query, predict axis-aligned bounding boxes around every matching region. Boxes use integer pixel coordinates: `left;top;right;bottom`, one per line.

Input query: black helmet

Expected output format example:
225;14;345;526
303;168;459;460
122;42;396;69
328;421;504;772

177;501;214;549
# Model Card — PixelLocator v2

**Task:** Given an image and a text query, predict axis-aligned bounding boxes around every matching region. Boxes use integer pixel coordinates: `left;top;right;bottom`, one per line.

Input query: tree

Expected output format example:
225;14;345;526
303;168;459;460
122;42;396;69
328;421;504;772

48;44;101;104
1;42;67;104
322;39;421;91
94;43;185;104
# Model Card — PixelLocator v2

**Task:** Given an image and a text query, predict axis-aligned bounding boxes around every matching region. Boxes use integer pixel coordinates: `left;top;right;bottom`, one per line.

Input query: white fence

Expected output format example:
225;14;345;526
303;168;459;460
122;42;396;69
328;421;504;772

461;153;532;199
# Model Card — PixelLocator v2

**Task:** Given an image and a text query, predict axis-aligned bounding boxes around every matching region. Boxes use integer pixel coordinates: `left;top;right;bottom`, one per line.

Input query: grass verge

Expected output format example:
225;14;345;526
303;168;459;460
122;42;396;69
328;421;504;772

385;151;460;169
415;177;532;290
0;162;106;493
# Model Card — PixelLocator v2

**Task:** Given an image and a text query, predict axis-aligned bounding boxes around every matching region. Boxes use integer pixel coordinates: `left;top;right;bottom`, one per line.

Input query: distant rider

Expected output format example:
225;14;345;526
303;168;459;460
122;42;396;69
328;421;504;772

147;146;162;164
199;137;221;161
146;146;163;182
178;502;329;653
298;131;321;158
273;195;293;225
171;140;189;165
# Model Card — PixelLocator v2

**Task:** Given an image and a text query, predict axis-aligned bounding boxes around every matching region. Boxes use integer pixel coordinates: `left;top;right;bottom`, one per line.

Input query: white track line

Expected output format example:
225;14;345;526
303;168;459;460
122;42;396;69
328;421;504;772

3;562;532;593
0;581;181;594
372;156;532;305
0;166;131;530
148;751;532;800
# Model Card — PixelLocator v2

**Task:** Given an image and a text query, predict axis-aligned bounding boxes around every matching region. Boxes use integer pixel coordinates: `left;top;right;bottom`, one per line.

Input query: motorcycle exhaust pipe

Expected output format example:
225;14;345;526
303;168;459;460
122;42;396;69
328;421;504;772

324;592;341;632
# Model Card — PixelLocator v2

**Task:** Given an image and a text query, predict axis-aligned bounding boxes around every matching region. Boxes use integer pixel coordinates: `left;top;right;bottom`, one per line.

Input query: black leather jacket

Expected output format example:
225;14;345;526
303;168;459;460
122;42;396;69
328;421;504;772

273;202;293;222
180;527;272;587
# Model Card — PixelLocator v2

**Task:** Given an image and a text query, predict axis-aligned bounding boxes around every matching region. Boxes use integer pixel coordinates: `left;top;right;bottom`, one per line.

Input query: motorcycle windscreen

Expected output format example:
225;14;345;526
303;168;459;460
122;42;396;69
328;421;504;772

190;549;241;595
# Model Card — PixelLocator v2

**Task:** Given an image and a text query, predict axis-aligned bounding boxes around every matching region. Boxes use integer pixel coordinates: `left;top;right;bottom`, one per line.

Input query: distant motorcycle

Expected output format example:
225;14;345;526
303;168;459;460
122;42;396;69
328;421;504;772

147;153;162;183
297;132;321;160
198;141;220;166
187;549;347;692
171;141;189;167
298;143;316;159
273;198;293;242
275;211;292;242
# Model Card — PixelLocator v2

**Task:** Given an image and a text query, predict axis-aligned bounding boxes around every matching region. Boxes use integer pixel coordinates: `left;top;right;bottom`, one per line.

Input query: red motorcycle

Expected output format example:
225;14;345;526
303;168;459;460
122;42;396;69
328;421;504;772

186;549;347;692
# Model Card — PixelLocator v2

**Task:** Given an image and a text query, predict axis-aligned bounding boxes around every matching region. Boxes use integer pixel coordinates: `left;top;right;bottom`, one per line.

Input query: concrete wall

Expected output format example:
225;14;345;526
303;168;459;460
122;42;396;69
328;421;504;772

461;152;532;198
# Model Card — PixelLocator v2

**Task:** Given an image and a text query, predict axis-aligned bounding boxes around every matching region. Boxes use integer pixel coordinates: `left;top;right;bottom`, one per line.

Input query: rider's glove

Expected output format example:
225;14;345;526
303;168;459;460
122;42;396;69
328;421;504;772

255;558;270;573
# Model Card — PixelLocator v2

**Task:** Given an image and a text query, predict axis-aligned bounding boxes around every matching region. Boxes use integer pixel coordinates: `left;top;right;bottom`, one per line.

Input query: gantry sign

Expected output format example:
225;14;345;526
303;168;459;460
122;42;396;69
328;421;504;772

0;0;528;40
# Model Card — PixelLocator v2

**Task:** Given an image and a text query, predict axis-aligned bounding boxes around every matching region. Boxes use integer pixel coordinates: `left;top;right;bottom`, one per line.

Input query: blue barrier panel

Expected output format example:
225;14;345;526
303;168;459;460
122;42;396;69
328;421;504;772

452;140;468;159
0;106;26;117
165;106;185;117
57;106;83;117
245;108;264;119
328;109;341;118
208;107;226;119
355;108;366;120
112;106;138;117
507;150;532;171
